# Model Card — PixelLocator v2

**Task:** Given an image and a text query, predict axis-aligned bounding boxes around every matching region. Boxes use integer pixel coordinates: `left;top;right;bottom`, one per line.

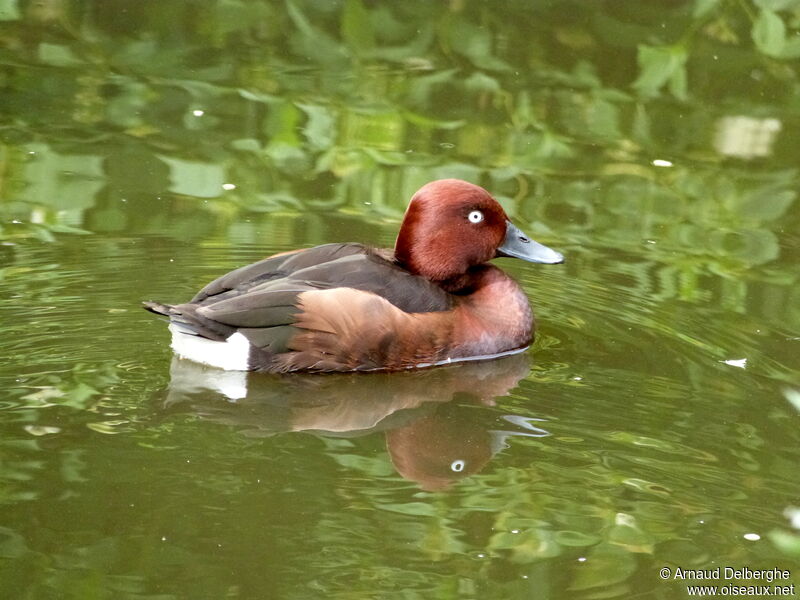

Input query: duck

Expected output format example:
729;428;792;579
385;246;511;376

143;179;564;373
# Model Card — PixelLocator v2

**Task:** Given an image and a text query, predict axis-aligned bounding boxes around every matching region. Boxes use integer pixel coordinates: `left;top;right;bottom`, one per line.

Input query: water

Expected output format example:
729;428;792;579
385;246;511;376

1;1;799;598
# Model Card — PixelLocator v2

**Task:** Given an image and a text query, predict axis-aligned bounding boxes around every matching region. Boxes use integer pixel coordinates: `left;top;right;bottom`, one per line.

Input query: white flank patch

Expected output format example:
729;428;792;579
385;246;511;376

169;324;251;372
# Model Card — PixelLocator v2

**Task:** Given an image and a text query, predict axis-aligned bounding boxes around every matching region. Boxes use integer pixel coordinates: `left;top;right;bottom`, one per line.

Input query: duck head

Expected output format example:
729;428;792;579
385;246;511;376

394;179;564;282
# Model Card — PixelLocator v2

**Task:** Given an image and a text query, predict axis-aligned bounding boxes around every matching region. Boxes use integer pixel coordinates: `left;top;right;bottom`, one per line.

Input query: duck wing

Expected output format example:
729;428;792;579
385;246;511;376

190;242;365;303
144;243;454;371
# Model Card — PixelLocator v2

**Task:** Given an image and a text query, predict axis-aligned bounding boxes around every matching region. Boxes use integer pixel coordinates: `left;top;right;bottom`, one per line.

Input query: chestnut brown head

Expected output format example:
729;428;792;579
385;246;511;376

394;179;563;282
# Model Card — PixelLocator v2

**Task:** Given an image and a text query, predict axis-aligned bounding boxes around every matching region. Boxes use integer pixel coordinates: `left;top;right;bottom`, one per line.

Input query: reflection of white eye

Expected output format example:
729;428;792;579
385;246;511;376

468;210;483;224
450;459;466;472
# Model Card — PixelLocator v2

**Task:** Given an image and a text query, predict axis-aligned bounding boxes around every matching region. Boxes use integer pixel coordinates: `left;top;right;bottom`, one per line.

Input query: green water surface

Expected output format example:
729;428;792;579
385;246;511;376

1;1;799;598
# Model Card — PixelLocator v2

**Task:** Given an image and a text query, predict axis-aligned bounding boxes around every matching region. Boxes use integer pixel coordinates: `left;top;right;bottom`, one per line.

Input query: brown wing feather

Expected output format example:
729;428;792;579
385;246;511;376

272;288;457;372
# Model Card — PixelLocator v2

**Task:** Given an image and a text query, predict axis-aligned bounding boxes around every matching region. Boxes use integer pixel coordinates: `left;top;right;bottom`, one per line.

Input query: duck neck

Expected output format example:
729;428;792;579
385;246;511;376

437;270;481;294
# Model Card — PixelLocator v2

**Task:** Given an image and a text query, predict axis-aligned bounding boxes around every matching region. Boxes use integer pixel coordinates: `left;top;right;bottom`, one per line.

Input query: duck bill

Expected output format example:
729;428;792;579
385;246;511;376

496;221;564;264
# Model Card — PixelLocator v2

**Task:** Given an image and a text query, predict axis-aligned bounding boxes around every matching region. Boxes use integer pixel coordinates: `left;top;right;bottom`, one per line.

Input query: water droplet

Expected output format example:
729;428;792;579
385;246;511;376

743;533;760;541
222;183;236;191
652;159;673;167
193;109;204;117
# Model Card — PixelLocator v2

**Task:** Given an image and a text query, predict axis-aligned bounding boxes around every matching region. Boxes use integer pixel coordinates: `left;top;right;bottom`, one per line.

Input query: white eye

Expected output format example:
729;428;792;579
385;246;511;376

450;459;466;472
468;210;483;224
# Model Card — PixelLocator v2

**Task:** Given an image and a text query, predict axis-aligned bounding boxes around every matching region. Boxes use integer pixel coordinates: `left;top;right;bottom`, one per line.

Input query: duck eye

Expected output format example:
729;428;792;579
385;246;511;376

467;210;484;224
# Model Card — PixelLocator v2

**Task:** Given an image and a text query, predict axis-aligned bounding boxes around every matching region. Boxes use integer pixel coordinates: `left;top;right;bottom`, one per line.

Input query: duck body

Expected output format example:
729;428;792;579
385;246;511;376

144;180;563;373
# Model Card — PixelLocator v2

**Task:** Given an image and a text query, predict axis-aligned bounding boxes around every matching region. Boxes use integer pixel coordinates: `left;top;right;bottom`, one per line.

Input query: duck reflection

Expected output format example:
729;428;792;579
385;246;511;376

159;353;549;490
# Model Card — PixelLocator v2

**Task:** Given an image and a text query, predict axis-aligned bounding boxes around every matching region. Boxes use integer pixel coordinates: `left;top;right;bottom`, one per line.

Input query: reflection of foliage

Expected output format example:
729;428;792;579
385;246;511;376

0;361;120;505
0;436;42;505
1;0;799;228
0;528;231;599
15;362;121;411
0;1;797;333
770;525;800;558
770;394;800;558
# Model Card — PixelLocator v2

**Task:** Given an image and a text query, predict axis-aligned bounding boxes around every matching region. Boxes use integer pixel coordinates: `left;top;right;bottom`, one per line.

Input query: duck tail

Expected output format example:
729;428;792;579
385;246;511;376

142;301;175;317
143;300;234;342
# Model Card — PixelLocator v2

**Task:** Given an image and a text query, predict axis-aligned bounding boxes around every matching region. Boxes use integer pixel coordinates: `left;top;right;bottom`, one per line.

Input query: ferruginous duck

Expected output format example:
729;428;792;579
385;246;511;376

144;179;564;372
